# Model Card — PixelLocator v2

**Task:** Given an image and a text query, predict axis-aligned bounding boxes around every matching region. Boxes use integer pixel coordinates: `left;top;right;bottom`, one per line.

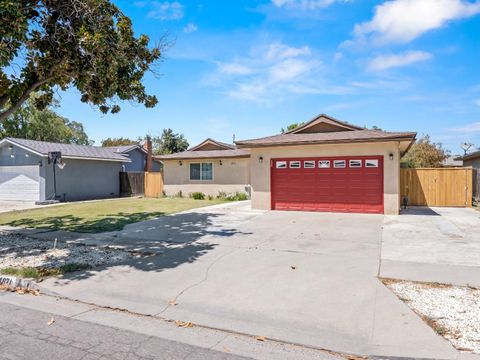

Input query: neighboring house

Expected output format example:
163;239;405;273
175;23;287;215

156;138;251;197
159;114;416;215
457;151;480;168
106;144;161;172
443;155;463;167
0;138;144;202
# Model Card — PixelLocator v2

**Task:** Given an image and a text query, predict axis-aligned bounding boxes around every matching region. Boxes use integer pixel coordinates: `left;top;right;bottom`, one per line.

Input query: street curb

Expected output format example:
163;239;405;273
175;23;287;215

0;275;58;296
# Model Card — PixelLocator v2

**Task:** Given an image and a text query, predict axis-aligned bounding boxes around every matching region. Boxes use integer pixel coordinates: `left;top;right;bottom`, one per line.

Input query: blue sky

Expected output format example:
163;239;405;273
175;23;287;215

56;0;480;153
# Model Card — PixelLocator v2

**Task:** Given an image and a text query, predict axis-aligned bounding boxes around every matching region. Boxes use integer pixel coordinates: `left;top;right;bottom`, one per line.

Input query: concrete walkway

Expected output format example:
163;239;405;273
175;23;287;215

0;200;40;213
381;207;480;287
32;202;460;359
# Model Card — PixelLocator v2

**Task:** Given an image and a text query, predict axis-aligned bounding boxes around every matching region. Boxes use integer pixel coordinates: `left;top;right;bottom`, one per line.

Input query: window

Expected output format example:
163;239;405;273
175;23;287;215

276;161;287;169
365;159;379;168
334;160;346;168
190;163;213;180
289;161;301;168
304;160;315;168
318;160;330;168
349;160;362;168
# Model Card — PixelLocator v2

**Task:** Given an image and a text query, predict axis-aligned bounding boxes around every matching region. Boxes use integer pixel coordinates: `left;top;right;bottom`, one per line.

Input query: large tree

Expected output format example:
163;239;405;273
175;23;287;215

0;97;91;145
402;135;449;168
281;122;304;134
152;129;189;155
101;137;138;147
0;0;165;122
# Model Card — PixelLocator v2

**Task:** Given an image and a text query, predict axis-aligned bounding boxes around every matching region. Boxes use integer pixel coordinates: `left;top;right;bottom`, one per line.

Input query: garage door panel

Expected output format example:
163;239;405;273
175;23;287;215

0;167;40;202
271;156;383;214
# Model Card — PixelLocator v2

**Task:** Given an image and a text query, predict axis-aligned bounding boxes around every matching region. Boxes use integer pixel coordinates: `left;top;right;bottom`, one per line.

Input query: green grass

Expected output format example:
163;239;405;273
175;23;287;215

0;197;225;233
1;263;91;280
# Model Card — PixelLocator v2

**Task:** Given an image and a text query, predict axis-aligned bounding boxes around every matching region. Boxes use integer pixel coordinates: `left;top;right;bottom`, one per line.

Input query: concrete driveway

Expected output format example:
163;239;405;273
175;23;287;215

0;200;39;213
381;206;480;287
38;202;459;359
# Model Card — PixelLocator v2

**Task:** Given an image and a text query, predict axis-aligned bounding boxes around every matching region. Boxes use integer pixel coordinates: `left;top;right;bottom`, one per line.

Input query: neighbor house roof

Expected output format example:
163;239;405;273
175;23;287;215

155;138;249;160
0;138;130;162
235;114;416;152
457;150;480;162
106;144;147;154
443;156;463;167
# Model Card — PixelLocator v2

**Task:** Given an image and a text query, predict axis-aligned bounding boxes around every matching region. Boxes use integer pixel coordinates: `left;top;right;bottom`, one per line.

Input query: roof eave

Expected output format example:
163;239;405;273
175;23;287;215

154;154;250;161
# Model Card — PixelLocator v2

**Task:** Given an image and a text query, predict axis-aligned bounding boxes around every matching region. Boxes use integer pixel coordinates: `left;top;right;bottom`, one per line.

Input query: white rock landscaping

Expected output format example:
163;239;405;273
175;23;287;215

0;232;130;270
385;279;480;354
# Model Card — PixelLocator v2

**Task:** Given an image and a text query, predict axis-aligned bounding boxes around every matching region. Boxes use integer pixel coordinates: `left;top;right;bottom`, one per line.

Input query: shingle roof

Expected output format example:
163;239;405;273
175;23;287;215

235;129;417;148
2;138;130;162
155;149;250;160
458;150;480;161
188;138;235;151
105;144;146;154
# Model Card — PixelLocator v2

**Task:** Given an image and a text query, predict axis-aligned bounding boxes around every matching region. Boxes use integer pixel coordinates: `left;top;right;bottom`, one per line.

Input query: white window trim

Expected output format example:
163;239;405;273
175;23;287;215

190;162;214;181
349;160;362;168
276;161;287;169
289;160;301;168
303;160;315;168
365;159;379;168
318;160;331;168
334;160;346;168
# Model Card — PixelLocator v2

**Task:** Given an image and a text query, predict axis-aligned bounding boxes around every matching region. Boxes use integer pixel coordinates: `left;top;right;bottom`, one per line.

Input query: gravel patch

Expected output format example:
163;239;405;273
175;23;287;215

0;232;131;270
384;279;480;353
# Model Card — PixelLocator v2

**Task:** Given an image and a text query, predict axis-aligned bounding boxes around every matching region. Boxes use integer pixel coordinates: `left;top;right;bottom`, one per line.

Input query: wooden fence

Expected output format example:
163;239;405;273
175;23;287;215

400;168;473;207
474;169;480;203
120;172;145;197
144;172;164;198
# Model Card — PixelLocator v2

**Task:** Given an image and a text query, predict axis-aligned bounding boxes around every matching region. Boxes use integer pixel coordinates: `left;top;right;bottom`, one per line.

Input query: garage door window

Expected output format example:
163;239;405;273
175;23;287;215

349;160;362;168
276;161;287;169
318;160;330;168
304;160;315;168
334;160;346;168
289;161;301;168
366;159;379;168
190;163;213;180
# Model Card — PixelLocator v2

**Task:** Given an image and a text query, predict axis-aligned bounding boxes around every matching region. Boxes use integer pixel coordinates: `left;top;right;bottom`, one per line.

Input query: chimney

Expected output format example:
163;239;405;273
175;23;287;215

145;136;153;172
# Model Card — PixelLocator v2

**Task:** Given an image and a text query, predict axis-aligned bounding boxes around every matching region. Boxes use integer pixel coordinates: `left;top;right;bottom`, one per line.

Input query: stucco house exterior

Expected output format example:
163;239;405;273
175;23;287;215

0;138;153;202
458;151;480;168
156;138;251;197
159;114;416;215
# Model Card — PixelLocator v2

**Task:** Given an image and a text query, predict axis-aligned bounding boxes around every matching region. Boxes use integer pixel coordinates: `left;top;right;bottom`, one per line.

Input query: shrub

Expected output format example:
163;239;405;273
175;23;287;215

217;191;228;200
207;195;214;200
217;191;248;201
175;190;183;198
190;192;206;200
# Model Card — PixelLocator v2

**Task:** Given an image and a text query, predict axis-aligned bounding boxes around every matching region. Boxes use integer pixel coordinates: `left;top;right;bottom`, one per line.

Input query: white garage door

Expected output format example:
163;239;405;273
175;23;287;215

0;166;40;202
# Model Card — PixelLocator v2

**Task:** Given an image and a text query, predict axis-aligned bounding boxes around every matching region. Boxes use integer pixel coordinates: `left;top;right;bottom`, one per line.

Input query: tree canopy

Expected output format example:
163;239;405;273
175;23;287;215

0;97;91;145
281;122;304;134
402;135;449;168
101;137;138;147
152;129;189;155
0;0;165;122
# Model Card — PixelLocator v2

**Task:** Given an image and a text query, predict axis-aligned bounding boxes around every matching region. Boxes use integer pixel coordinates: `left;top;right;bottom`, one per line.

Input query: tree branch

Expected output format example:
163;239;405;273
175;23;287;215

0;76;56;122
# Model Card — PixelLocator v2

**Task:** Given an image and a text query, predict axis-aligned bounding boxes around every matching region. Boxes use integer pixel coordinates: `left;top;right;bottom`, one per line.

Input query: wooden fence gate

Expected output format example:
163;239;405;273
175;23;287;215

120;172;145;197
400;168;473;207
144;172;164;198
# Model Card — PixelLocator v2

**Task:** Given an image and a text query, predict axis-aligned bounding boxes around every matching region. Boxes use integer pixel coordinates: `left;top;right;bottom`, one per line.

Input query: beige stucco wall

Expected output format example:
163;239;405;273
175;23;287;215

248;141;402;215
163;157;250;197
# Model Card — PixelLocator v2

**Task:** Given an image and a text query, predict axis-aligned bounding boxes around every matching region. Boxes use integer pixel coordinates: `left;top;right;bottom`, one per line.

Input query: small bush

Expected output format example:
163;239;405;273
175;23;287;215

217;191;248;201
217;191;228;200
175;190;183;198
190;192;206;200
1;263;91;280
207;195;214;200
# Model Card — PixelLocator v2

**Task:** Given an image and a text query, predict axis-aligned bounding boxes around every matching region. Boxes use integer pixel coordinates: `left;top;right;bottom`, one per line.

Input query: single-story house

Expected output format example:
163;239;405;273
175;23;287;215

156;138;251;197
457;151;480;168
158;114;416;215
0;137;155;202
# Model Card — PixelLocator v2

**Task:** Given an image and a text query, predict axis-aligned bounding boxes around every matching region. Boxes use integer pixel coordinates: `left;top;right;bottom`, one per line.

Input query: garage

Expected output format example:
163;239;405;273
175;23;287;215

271;156;383;214
0;166;40;202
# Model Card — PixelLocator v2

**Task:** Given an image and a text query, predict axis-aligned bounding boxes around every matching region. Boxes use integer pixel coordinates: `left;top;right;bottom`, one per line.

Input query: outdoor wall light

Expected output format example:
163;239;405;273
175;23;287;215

25;154;29;158
219;160;223;166
10;154;14;158
389;153;394;160
8;145;13;150
178;160;183;166
258;156;263;163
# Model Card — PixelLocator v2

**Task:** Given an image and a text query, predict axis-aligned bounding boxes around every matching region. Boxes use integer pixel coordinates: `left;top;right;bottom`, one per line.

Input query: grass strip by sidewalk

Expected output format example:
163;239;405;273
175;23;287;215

1;263;91;280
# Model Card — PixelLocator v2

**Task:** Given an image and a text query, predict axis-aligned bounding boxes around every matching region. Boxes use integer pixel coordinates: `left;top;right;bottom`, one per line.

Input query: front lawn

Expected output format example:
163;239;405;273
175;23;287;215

0;197;225;233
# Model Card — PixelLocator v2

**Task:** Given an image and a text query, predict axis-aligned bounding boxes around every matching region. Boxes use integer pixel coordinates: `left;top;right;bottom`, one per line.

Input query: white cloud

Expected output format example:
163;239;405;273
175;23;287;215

451;122;480;132
147;1;184;20
207;42;344;102
367;51;432;71
352;0;480;45
183;23;198;33
271;0;350;10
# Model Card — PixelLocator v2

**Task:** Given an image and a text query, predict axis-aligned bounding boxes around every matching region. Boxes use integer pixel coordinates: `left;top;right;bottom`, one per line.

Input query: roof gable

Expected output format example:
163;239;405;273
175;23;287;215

189;138;235;151
288;114;364;134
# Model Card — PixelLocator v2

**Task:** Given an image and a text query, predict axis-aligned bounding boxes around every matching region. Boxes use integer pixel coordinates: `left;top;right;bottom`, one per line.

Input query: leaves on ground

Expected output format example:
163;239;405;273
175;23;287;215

175;320;193;328
254;336;266;342
47;317;55;326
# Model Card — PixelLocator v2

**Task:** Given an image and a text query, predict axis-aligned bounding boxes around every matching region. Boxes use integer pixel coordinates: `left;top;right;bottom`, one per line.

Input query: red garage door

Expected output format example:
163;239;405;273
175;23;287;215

271;156;384;214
